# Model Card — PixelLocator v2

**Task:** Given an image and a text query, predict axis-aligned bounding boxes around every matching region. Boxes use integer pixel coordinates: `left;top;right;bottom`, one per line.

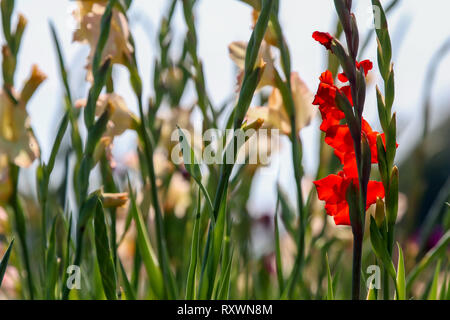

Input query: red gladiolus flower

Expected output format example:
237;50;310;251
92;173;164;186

314;171;385;226
312;65;393;226
313;31;333;50
338;59;373;83
325;118;381;164
313;71;348;132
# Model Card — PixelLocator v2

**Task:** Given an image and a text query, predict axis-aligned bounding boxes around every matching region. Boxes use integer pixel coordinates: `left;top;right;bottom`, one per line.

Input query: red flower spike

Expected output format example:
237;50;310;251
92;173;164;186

312;42;391;228
313;31;333;50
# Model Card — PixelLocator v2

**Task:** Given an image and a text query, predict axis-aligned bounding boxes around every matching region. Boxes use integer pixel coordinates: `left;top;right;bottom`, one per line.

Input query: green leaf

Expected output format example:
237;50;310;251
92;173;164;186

177;126;213;214
118;258;136;300
0;239;14;287
439;266;448;301
369;216;396;280
78;191;101;231
427;260;442;300
127;180;164;298
92;0;116;74
84;57;112;129
276;185;296;239
197;188;228;300
243;0;274;74
216;248;234;300
234;0;274;127
185;190;202;300
386;113;397;169
45;217;59;299
274;208;284;294
386;166;399;226
325;253;334;300
376;135;389;188
49;22;72;104
376;86;388;132
46;113;69;175
366;285;377;300
94;199;118;300
385;65;395;111
396;243;406;300
9;166;35;300
371;0;392;80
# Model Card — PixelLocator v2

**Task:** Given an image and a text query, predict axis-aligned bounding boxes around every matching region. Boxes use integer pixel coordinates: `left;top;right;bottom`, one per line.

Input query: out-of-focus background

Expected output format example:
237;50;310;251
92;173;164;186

6;0;450;228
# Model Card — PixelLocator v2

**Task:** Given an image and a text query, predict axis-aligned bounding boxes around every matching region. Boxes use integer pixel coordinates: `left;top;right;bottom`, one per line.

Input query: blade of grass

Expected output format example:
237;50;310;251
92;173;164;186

94;199;118;300
274;204;284;294
0;239;14;287
216;248;234;300
9;164;35;299
177;126;213;214
439;267;448;300
185;189;202;300
198;189;227;299
127;178;164;298
62;191;102;299
396;243;406;300
427;260;442;300
118;258;135;300
45;216;59;299
325;253;334;300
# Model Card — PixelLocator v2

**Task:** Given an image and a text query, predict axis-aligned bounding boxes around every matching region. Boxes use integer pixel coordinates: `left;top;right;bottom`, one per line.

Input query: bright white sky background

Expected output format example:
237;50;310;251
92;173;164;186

4;0;450;214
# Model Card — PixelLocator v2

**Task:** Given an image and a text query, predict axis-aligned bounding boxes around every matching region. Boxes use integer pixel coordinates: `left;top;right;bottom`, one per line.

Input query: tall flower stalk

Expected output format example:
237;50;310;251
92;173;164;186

312;0;388;299
370;0;399;299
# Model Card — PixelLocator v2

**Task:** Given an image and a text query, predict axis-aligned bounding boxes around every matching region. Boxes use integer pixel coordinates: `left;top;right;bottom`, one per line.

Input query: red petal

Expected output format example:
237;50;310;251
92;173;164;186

313;32;333;50
325;125;354;154
366;181;385;209
357;59;373;76
319;70;334;85
340;86;353;106
332;202;351;226
314;174;344;203
338;72;349;83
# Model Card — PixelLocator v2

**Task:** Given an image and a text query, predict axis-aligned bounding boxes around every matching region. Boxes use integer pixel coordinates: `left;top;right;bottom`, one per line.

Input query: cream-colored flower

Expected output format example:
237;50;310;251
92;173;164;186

0;65;45;167
164;172;191;218
76;93;137;139
102;192;129;208
245;72;315;135
73;0;133;82
228;40;275;90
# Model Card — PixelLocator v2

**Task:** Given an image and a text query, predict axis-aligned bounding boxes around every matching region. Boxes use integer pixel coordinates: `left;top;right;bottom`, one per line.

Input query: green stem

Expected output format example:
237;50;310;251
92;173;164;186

9;165;35;300
135;93;177;299
352;231;363;300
